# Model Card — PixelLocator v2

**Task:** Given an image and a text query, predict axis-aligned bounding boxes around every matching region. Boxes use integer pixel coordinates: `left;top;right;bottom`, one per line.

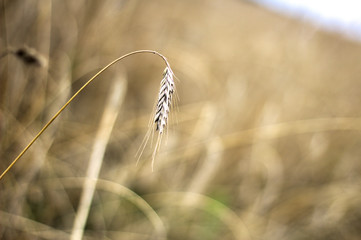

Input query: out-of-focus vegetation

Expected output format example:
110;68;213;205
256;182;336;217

1;0;361;239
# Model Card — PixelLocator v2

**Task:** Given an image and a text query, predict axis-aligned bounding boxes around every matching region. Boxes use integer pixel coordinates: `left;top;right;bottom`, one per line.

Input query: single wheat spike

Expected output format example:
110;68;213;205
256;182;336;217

154;67;175;134
135;66;176;171
151;67;175;170
0;50;174;180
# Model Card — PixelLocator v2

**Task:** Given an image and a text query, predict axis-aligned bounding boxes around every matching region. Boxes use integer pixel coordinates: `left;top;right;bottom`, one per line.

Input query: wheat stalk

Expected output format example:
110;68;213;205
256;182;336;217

70;77;125;240
0;50;175;180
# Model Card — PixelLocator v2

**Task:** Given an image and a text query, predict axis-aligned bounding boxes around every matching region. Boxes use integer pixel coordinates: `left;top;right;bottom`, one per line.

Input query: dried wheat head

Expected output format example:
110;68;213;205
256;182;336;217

154;67;175;134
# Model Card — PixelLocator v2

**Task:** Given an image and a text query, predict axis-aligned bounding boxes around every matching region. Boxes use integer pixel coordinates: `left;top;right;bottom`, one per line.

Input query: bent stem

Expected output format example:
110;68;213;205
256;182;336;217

0;50;171;181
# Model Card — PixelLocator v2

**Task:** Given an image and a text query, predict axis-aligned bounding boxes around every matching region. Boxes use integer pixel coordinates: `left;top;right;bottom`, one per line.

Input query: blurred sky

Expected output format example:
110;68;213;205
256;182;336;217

254;0;361;41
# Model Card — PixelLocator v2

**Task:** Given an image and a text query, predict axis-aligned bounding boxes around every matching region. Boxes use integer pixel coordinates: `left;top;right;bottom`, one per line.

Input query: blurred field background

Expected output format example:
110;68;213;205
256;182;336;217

1;0;361;239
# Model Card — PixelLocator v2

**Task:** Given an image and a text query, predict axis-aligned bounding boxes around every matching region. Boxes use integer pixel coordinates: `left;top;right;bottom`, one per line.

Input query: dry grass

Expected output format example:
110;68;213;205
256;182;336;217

1;0;361;239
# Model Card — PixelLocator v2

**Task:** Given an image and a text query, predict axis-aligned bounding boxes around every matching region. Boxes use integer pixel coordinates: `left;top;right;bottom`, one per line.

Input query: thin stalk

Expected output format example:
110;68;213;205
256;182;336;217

70;77;125;240
0;50;170;181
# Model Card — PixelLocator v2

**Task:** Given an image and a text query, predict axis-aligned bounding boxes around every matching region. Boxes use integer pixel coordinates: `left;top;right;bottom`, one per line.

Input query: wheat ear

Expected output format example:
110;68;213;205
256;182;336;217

0;50;173;180
135;67;176;171
155;67;175;133
152;67;175;169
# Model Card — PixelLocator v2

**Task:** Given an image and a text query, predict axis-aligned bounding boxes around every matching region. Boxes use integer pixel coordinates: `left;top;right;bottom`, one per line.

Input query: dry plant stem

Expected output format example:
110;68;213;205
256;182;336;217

71;78;125;240
0;50;170;181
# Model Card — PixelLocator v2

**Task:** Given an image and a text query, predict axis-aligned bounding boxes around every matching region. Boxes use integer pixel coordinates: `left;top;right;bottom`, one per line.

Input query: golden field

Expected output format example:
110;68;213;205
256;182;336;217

1;0;361;239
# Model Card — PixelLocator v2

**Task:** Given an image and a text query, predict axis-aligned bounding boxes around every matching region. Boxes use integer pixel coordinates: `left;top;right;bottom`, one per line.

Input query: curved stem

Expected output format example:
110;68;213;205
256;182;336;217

0;50;170;181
